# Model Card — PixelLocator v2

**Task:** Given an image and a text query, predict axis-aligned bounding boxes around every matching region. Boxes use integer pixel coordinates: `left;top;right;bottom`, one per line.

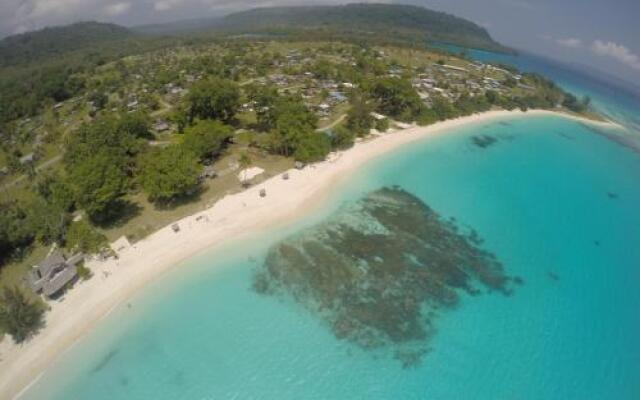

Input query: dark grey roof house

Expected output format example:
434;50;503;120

29;251;83;298
153;120;170;132
19;153;35;165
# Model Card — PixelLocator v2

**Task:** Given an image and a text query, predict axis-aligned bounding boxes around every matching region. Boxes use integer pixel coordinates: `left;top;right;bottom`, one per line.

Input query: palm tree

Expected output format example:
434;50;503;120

239;152;252;187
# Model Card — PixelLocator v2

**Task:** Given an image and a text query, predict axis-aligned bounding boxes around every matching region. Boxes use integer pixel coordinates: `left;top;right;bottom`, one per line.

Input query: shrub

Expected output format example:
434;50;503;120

76;263;93;281
330;126;356;150
294;133;331;163
375;118;390;132
0;287;46;343
65;219;107;253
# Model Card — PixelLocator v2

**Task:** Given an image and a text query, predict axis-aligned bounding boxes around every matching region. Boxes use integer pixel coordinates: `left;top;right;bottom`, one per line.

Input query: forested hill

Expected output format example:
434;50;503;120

0;22;133;67
216;4;508;52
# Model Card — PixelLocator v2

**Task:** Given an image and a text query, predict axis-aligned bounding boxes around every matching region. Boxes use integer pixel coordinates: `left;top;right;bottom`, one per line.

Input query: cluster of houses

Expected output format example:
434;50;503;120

315;89;349;117
406;58;530;106
256;73;354;118
270;49;316;69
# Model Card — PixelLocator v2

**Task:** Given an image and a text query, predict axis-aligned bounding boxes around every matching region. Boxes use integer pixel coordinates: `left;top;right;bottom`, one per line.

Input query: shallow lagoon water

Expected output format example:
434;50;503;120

23;115;640;399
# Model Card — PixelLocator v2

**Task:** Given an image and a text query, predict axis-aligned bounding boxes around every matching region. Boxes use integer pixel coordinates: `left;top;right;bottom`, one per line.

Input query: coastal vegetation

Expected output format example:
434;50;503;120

140;146;201;203
0;4;602;339
0;286;46;343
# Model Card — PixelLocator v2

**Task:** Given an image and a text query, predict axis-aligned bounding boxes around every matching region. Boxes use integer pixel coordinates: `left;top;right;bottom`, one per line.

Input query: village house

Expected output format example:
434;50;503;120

152;120;170;132
316;103;331;116
328;91;347;103
29;251;84;299
19;153;35;165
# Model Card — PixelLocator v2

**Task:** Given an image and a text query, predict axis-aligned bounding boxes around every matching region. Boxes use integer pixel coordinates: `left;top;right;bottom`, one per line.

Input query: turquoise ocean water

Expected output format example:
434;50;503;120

22;113;640;399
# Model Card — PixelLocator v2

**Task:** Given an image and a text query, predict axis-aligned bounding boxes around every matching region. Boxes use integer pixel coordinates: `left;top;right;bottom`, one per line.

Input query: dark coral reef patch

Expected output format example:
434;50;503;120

253;187;515;367
471;134;499;148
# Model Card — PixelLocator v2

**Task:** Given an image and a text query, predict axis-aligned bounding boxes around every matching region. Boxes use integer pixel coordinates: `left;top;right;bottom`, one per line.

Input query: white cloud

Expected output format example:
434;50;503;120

154;0;184;12
556;38;582;48
591;40;640;71
29;0;86;19
103;2;131;16
498;0;533;10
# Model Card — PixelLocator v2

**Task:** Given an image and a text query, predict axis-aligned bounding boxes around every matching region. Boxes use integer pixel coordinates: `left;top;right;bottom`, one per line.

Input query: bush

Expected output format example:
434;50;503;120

416;108;439;126
330;126;356;150
65;220;107;253
76;263;93;281
293;133;331;163
375;118;390;132
0;287;46;343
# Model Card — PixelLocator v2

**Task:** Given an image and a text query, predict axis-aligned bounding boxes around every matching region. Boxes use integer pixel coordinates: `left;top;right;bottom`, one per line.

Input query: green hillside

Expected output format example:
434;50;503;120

215;4;508;52
0;22;134;68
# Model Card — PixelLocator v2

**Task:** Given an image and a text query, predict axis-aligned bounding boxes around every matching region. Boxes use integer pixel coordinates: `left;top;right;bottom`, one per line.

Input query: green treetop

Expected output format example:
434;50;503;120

188;78;241;123
140;145;201;203
182;120;232;161
369;77;423;121
346;94;375;136
0;286;46;344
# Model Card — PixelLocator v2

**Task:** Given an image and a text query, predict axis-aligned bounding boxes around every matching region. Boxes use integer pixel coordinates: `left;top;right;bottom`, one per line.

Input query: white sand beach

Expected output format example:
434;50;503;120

0;109;621;399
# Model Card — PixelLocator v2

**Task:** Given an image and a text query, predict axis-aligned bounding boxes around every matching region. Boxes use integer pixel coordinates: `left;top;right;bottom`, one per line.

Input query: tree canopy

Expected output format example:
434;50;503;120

65;220;108;253
182;120;232;161
64;114;149;221
293;132;332;163
345;94;375;136
69;151;129;222
0;286;46;343
0;201;38;263
140;146;201;203
246;84;280;131
265;94;320;158
187;78;241;123
369;77;423;121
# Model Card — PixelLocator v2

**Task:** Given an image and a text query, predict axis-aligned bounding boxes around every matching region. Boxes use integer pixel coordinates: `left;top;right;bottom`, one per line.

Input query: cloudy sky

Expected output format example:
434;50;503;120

1;0;638;83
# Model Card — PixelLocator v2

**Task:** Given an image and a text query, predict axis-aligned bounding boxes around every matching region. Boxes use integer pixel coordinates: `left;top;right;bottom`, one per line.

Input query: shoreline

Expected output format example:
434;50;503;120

0;109;620;399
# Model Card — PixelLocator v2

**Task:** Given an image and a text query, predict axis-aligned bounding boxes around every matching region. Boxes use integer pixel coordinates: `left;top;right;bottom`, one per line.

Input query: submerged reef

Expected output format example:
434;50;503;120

471;134;498;148
253;187;516;367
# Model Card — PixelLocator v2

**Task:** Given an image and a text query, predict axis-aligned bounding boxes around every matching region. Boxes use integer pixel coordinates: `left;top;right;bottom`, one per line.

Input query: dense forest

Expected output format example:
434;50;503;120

0;22;133;68
214;4;509;53
0;22;178;125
